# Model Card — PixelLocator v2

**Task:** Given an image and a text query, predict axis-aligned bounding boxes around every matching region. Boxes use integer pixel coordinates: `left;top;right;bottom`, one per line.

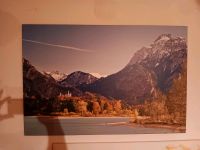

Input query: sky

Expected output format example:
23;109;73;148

22;25;187;77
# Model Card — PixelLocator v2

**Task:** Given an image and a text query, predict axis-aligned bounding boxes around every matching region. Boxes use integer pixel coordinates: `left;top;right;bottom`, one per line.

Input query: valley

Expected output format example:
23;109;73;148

23;34;187;134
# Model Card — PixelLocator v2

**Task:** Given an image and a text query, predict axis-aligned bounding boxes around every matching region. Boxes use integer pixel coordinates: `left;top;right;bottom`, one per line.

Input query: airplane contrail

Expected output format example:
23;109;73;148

22;39;93;53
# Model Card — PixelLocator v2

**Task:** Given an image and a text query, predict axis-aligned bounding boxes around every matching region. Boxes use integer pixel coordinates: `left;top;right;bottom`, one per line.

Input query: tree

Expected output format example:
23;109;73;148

87;101;93;112
74;100;88;116
104;102;113;113
92;101;101;115
113;100;122;113
143;90;169;122
98;98;107;113
167;62;187;125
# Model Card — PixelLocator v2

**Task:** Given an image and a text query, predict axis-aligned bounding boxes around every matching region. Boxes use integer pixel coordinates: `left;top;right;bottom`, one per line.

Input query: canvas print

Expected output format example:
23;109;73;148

23;25;187;135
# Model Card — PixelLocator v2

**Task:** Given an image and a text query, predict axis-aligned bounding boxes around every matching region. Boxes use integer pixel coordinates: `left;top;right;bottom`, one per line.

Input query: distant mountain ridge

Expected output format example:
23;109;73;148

45;71;68;81
60;71;98;87
23;58;82;99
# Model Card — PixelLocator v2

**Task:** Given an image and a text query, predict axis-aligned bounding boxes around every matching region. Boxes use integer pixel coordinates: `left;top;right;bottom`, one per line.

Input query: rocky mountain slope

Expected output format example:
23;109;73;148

81;34;187;104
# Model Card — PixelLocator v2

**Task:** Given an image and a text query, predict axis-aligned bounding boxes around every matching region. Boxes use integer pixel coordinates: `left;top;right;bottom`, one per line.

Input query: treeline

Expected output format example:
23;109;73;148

24;92;137;117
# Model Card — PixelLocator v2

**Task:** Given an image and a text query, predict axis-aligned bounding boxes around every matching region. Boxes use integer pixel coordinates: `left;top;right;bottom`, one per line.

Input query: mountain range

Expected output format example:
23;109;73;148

23;34;187;105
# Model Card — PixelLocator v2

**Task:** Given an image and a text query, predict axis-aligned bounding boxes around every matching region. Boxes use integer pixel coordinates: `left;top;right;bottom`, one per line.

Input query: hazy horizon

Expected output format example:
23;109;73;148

22;25;187;76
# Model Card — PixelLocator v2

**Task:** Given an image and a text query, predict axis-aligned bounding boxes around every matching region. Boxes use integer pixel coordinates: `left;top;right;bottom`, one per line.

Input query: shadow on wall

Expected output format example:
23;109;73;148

196;0;200;8
0;9;67;149
0;89;68;150
0;90;14;121
37;116;68;150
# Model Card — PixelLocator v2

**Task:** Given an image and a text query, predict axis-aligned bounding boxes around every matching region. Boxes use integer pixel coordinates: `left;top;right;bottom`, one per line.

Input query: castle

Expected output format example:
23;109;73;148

58;90;72;100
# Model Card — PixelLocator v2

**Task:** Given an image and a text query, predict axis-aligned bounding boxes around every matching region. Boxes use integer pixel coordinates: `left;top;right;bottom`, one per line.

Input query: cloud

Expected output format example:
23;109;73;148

22;39;93;53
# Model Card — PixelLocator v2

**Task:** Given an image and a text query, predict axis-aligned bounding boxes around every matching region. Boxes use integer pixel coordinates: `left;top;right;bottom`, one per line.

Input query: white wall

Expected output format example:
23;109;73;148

0;0;200;149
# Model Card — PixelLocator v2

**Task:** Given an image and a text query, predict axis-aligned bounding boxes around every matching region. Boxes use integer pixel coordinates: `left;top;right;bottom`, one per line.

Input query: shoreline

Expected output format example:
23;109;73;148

128;123;185;133
26;115;131;119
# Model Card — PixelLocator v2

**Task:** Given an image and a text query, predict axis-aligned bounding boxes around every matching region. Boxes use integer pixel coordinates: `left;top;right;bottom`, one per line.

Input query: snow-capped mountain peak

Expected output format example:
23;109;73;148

154;34;171;43
90;72;107;78
128;34;186;67
45;71;68;81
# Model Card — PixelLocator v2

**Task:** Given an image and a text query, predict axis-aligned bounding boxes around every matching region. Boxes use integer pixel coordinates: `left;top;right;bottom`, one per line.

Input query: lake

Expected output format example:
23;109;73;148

24;116;176;135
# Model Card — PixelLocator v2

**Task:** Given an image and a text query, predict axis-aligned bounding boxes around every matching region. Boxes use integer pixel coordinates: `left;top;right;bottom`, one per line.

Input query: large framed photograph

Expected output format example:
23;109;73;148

23;25;187;135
